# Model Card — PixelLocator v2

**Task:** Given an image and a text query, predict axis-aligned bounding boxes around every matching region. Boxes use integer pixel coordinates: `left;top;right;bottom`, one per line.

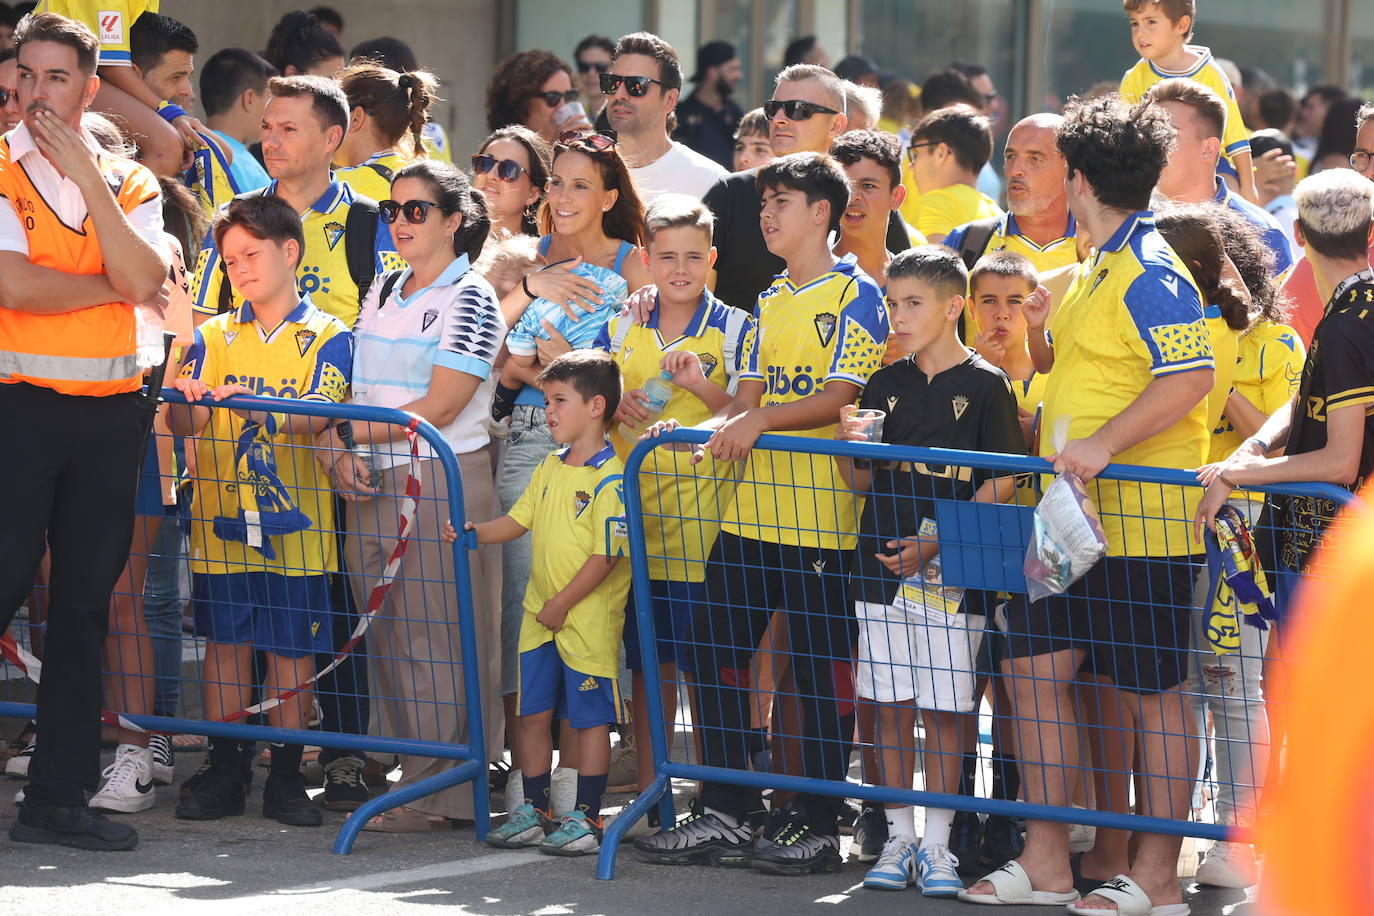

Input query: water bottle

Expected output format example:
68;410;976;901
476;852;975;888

135;306;165;369
618;371;674;441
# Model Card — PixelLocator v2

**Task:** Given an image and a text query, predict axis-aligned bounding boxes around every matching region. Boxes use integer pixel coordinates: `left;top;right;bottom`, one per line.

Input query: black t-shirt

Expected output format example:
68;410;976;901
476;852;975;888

705;169;913;313
673;92;744;171
850;352;1026;608
1281;272;1374;570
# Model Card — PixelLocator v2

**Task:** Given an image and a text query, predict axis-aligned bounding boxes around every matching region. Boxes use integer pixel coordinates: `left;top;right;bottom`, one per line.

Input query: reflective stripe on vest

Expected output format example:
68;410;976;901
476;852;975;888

0;349;141;383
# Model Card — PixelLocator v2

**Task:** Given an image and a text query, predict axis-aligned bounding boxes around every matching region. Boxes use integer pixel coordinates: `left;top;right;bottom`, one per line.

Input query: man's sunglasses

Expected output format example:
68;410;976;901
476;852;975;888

600;73;664;97
0;88;11;106
763;99;840;121
378;199;449;224
556;130;616;152
577;60;611;75
535;89;580;108
471;154;528;182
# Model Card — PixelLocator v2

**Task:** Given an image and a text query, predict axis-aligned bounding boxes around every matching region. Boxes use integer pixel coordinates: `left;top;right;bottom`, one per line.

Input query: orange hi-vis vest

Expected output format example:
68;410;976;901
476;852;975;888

0;137;161;396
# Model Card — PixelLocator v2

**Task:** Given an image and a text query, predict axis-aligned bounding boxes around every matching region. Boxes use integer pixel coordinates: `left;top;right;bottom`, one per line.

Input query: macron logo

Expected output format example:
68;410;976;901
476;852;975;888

1161;275;1179;298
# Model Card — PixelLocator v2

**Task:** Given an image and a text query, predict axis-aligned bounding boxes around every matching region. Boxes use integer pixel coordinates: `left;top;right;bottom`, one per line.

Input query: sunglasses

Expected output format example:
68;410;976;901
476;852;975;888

905;141;937;163
471;154;528;182
0;88;10;106
599;73;664;97
763;99;840;121
378;199;449;225
535;89;580;108
556;130;616;152
577;60;611;75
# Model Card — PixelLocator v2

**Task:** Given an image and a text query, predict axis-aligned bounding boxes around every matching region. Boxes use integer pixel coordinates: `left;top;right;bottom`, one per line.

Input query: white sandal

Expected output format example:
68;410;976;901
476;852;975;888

1066;874;1190;916
957;861;1082;906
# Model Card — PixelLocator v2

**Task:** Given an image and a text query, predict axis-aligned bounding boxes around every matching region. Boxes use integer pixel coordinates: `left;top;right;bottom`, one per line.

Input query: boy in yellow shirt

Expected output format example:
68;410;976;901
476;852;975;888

906;106;1002;245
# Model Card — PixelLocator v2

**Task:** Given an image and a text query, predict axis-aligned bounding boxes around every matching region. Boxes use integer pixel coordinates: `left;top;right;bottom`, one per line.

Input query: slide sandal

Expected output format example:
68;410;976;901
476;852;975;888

1067;875;1190;916
957;861;1082;906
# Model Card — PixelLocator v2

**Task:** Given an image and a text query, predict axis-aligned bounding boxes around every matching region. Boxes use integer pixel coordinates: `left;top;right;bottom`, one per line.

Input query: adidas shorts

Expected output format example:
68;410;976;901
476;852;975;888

517;641;625;729
853;601;984;711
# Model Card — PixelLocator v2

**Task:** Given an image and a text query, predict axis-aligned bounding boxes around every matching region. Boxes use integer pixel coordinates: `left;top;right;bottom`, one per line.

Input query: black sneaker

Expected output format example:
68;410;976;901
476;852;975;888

851;803;888;863
321;756;369;811
263;772;322;827
950;809;985;876
175;766;246;820
10;802;138;851
180;751;253;799
980;813;1025;866
634;803;754;867
749;813;842;877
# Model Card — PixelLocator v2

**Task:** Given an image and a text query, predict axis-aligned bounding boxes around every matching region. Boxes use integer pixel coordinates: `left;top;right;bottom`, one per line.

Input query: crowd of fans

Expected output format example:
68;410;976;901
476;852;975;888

0;1;1372;911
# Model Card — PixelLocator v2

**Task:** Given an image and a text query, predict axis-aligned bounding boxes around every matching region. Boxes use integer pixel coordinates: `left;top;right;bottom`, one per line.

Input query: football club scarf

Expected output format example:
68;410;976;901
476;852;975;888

1204;503;1278;654
212;413;312;558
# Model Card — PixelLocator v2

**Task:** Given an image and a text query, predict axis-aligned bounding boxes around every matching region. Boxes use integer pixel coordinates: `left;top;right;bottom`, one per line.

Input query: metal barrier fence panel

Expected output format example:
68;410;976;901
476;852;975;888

600;426;1360;880
0;390;490;853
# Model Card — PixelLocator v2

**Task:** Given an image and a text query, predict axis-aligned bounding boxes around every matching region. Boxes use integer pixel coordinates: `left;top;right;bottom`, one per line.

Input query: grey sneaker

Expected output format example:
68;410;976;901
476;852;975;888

634;807;754;867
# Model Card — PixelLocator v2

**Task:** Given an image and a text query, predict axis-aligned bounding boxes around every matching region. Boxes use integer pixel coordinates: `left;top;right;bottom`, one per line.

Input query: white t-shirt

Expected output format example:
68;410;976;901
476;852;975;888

628;141;729;206
351;255;506;465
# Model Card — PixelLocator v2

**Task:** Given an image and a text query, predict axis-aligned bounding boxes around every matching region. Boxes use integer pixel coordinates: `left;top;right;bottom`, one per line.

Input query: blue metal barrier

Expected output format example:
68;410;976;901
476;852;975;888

0;390;489;852
598;427;1362;879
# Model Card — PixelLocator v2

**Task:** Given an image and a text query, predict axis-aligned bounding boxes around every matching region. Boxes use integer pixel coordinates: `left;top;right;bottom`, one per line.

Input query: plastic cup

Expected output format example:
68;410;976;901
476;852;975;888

851;408;886;443
552;100;590;131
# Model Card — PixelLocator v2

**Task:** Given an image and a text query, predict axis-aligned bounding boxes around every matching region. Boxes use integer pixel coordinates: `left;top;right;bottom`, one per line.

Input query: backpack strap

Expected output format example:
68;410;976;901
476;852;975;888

377;269;405;310
956;215;1003;271
365;161;395;183
216;186;271;314
344;194;382;305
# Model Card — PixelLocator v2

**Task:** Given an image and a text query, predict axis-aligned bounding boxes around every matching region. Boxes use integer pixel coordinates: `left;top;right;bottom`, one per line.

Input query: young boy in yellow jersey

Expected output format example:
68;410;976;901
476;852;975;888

595;194;752;802
635;152;889;876
970;252;1053;450
464;350;632;858
906;105;1002;246
168;195;352;829
1118;0;1258;204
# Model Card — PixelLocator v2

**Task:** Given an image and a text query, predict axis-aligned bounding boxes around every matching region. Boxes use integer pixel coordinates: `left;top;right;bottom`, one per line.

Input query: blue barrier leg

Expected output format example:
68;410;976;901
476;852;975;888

332;760;483;854
596;772;671;880
472;756;491;844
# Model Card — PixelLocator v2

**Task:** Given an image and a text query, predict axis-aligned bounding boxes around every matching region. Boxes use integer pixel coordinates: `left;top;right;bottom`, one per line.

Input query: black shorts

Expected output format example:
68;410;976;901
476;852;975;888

1003;555;1196;694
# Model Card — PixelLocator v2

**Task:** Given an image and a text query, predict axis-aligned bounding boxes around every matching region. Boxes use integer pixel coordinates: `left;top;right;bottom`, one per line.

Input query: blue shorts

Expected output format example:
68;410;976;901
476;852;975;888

518;642;625;729
623;579;701;672
192;572;333;659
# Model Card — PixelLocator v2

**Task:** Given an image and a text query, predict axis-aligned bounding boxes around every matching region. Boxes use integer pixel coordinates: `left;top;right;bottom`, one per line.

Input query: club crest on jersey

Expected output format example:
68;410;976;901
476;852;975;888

421;308;439;332
295;328;317;356
886;395;898;412
1090;269;1109;295
322;221;346;251
573;489;592;518
698;352;719;377
223;330;238;347
952;394;969;421
814;311;837;347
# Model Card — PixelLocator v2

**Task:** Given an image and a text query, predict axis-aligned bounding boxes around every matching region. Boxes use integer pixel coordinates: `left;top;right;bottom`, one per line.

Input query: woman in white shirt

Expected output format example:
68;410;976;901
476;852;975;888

322;159;506;831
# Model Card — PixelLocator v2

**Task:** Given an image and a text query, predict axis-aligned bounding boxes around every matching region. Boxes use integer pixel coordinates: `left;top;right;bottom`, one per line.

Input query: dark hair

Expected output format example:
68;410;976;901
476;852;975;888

887;244;968;299
1249;128;1293;160
1207;202;1288;324
783;35;817;68
970;250;1038;293
830;129;902;189
348;36;416;73
0;4;15;29
538;349;622;423
756;152;850;234
1313;97;1363;167
920;68;982;113
394;159;491;261
1122;0;1195;39
613;31;682;92
1146;77;1226;140
339;62;437;156
486;50;574;133
307;6;343;32
158;174;208;273
200;48;276;118
129;12;197;75
1257;89;1297;132
735;107;769;140
477;125;553;235
950;60;988;80
264;10;343;75
14;11;99;75
574;34;615;60
0;48;14;66
1300;84;1348;110
541;136;646;246
1155;205;1249;331
213;194;307;265
913;104;994;174
1055;94;1175;213
266;74;349;136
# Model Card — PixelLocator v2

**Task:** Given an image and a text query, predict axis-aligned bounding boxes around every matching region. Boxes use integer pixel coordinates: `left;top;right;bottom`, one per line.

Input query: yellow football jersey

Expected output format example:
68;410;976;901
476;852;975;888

915;183;1003;243
1120;47;1251;170
335;149;411;204
41;1;157;66
1210;321;1305;464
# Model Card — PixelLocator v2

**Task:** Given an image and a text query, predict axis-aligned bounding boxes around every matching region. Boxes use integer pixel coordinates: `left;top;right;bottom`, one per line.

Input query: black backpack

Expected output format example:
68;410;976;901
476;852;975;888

215;186;382;314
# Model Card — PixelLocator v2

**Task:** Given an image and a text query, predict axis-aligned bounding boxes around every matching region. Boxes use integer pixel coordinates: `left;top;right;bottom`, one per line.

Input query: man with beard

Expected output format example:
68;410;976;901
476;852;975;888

606;32;726;205
673;40;743;170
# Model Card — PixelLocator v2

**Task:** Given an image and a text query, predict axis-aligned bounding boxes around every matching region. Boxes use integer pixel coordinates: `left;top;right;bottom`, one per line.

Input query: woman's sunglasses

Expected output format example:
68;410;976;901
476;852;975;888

576;60;611;75
471;154;528;183
762;99;840;121
599;73;664;97
535;89;580;108
378;199;449;225
556;130;616;152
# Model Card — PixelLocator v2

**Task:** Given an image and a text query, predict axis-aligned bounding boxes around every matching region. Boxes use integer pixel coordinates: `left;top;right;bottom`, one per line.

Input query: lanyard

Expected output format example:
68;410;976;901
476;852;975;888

1328;267;1374;314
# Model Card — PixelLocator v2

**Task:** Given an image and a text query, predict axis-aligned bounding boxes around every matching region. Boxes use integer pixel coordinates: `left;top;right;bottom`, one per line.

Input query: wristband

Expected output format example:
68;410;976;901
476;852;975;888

521;274;535;299
1246;436;1269;454
156;102;189;125
1219;472;1240;489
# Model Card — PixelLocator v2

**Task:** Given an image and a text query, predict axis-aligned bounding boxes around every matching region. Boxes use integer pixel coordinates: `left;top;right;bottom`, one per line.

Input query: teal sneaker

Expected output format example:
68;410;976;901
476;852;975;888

864;836;918;890
539;810;602;857
487;803;550;848
916;843;964;897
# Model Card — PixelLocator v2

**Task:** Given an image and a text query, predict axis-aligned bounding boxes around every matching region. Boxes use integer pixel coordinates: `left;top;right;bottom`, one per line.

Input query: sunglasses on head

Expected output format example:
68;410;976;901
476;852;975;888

535;89;580;108
576;60;611;75
471;154;528;182
599;73;664;97
763;99;840;121
378;199;449;225
556;130;616;152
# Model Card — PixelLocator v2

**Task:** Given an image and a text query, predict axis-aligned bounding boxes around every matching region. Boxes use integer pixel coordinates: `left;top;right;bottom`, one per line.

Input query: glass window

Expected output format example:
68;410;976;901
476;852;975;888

709;0;799;107
514;2;644;69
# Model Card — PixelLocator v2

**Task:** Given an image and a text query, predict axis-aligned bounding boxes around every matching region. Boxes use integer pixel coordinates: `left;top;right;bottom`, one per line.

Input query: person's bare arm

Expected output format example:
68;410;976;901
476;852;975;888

92;72;184;177
535;554;621;632
705;380;861;463
0;251;124;313
466;514;529;544
1021;285;1054;374
1221;389;1270;440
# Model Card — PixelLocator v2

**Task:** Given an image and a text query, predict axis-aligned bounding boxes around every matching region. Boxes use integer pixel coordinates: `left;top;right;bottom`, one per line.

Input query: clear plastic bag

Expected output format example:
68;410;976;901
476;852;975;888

1023;418;1108;602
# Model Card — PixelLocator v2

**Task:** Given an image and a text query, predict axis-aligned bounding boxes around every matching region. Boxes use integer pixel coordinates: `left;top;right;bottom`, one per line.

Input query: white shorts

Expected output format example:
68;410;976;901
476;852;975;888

854;601;985;711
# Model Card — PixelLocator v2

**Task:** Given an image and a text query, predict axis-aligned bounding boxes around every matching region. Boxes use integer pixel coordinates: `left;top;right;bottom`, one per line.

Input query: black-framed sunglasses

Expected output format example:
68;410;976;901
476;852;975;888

905;141;937;163
535;89;580;108
378;199;449;225
471;154;528;183
577;59;611;75
763;98;840;121
599;73;664;97
556;129;616;152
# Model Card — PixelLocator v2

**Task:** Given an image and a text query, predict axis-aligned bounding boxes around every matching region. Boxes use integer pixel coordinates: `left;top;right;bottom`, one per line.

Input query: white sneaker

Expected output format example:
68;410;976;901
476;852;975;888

1195;840;1259;888
148;734;175;786
89;744;156;813
1068;807;1096;854
5;736;35;778
502;768;524;814
550;766;577;817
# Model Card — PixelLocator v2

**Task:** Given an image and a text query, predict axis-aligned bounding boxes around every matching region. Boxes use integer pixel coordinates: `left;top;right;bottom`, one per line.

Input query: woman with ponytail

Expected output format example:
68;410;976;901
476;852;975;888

321;159;506;831
335;62;440;201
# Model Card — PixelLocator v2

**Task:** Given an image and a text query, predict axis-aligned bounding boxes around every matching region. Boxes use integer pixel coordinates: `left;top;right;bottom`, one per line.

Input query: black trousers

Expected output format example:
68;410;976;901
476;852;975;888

692;532;856;823
0;383;147;807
